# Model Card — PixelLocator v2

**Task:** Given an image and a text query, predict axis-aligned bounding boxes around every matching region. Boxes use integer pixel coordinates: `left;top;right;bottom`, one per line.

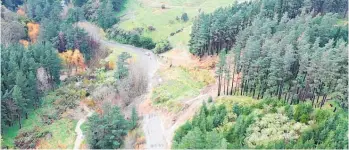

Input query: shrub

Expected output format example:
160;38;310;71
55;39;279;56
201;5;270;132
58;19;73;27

208;96;213;103
153;40;172;54
245;114;308;148
285;105;294;119
130;107;138;129
232;104;241;116
139;36;156;49
294;103;313;123
270;107;277;113
181;12;189;22
15;128;49;149
300;114;310;123
314;109;332;123
106;27;156;49
147;26;156;31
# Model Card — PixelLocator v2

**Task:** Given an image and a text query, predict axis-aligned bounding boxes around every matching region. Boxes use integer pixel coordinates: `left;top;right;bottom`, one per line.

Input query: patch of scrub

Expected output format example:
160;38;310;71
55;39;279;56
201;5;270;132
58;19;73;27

151;66;214;112
1;85;82;149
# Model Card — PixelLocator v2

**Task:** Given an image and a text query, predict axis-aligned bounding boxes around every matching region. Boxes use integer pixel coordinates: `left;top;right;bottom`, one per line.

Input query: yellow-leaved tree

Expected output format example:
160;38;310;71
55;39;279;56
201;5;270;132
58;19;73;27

27;22;39;43
59;49;86;75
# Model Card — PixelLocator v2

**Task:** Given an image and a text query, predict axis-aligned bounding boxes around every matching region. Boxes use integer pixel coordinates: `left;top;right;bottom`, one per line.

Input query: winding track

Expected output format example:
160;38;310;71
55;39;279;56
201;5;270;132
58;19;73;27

73;104;93;149
76;22;166;149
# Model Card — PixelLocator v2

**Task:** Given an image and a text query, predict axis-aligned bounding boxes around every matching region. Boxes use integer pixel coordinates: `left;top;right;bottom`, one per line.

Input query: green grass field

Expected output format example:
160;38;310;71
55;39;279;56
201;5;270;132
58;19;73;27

118;0;235;46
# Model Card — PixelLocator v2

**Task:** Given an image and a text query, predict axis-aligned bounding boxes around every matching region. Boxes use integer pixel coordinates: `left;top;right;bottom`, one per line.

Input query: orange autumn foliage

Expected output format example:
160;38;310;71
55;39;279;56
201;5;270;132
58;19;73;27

59;49;86;73
17;8;26;16
107;61;115;70
27;22;40;43
19;40;29;48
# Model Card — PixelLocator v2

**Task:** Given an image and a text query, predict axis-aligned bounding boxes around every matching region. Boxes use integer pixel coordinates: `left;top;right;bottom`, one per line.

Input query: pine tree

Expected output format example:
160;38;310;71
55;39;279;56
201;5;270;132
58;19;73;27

12;85;26;129
115;52;132;79
130;107;138;129
176;127;205;149
86;105;129;149
216;50;226;96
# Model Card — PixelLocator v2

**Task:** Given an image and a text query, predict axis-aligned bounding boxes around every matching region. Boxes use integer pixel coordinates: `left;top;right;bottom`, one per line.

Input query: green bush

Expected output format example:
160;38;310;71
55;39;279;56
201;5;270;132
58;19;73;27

314;109;332;123
181;12;189;22
285;105;294;119
208;96;213;103
139;36;156;49
294;103;313;123
106;27;156;49
300;114;310;123
153;40;172;54
233;104;241;116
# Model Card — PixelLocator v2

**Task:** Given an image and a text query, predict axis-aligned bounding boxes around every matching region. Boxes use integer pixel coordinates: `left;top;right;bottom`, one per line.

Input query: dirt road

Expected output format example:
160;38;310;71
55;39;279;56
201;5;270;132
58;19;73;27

73;104;93;149
77;22;166;149
77;22;217;149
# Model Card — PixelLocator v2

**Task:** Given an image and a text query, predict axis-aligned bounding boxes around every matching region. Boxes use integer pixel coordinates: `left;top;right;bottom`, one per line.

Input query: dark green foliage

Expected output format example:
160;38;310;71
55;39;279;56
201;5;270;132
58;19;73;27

86;105;129;149
285;105;294;119
314;109;332;123
294;103;313;123
115;52;132;79
174;98;348;149
232;104;240;116
1;43;61;128
226;114;255;148
175;127;205;149
106;27;156;49
181;12;189;22
66;7;85;24
189;0;347;56
189;0;348;108
26;0;98;62
173;121;192;145
97;0;118;30
215;50;226;96
153;40;172;53
173;104;228;149
73;0;87;7
53;25;98;61
81;0;125;22
2;0;24;10
26;0;62;22
130;107;138;129
108;0;125;11
138;36;155;49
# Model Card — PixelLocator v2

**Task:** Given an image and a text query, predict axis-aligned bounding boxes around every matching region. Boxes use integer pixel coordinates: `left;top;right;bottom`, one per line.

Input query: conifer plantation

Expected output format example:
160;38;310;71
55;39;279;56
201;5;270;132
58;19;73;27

189;0;348;108
173;0;348;149
1;0;348;149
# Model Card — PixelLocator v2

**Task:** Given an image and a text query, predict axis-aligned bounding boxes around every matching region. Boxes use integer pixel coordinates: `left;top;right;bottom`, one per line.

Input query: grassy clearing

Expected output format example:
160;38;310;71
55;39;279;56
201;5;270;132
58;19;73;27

151;66;214;111
36;119;77;149
118;0;235;46
103;47;137;67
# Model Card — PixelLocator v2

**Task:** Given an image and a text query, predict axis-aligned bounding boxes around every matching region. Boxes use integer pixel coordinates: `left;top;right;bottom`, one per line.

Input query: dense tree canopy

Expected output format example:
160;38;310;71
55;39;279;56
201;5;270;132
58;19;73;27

173;99;348;149
1;43;61;128
189;0;348;109
189;0;347;56
86;105;130;149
